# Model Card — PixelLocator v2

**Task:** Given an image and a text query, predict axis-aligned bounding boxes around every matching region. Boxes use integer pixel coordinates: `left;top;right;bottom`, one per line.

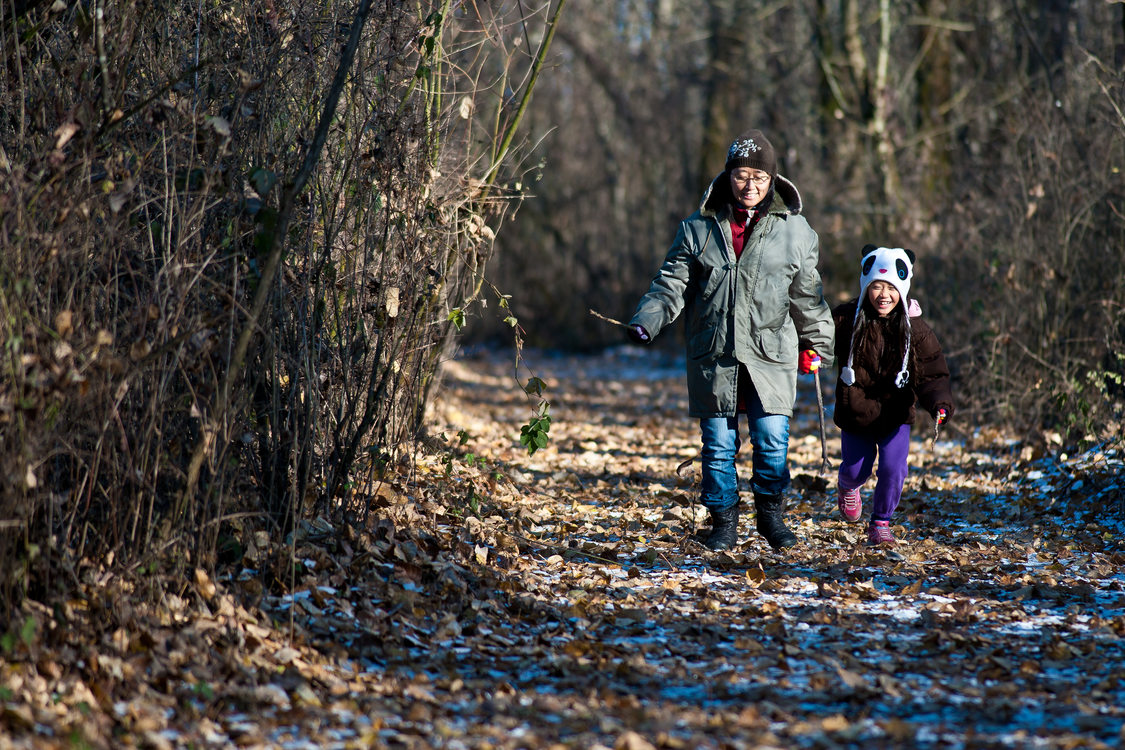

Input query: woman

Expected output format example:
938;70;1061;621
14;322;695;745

627;129;834;551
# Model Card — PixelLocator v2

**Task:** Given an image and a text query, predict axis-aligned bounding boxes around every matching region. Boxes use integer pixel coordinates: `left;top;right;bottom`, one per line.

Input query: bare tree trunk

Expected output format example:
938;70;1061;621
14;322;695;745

698;0;742;188
843;0;870;116
812;0;837;162
1120;2;1125;69
917;0;953;204
872;0;902;224
1036;0;1071;76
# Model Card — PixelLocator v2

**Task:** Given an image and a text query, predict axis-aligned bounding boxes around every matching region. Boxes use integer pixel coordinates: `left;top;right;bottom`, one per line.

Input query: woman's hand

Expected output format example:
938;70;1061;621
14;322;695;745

798;349;821;374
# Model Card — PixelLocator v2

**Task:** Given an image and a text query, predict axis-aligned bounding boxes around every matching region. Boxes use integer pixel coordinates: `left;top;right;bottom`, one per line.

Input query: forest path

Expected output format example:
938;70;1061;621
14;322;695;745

5;348;1125;750
415;346;1125;749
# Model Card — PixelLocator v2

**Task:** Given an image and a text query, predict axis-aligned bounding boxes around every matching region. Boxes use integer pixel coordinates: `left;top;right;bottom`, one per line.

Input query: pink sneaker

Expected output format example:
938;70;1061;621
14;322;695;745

837;486;862;522
866;520;896;547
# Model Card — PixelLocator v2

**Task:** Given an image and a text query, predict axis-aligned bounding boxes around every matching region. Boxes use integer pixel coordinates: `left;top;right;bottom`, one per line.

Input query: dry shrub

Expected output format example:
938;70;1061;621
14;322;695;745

930;55;1125;445
0;0;548;613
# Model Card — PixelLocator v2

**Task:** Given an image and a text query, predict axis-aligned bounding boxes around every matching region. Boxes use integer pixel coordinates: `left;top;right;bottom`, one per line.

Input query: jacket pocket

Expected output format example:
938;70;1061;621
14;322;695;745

695;261;732;303
757;324;797;364
756;276;790;330
838;385;881;428
688;325;721;361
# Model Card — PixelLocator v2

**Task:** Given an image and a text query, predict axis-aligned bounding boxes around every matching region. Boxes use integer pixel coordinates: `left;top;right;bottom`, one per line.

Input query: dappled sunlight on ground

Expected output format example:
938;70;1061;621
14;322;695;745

4;347;1122;749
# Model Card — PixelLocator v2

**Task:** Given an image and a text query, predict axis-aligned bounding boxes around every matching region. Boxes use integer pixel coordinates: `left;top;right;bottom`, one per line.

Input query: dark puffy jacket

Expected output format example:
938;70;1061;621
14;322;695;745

832;300;954;436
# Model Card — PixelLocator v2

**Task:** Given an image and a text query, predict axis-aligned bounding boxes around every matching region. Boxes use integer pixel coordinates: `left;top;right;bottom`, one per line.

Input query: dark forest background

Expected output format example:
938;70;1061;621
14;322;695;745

1;0;1122;615
483;0;1125;433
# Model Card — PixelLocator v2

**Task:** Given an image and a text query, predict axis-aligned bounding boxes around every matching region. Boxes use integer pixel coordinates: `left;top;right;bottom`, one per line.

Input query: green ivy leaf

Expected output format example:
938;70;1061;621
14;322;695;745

519;405;551;456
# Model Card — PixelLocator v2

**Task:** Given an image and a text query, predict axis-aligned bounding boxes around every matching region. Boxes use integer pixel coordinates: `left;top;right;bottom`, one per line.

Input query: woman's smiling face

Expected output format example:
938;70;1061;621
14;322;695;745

866;280;900;317
729;168;771;209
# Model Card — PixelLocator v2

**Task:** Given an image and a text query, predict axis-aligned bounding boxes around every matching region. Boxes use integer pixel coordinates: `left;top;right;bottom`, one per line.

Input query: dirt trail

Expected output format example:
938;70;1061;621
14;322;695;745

417;346;1125;749
4;347;1124;750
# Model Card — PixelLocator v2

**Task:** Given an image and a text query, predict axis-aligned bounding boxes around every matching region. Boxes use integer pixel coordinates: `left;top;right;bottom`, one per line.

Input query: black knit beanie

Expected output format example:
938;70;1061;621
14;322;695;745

725;129;777;177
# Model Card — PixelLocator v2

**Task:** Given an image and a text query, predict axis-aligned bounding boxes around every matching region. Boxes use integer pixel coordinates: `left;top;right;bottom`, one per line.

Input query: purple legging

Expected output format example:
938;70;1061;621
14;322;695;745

838;423;911;522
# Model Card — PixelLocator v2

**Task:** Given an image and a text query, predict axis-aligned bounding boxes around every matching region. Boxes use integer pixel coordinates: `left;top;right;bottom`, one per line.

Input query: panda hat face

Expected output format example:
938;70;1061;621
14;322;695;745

842;244;918;388
858;245;915;314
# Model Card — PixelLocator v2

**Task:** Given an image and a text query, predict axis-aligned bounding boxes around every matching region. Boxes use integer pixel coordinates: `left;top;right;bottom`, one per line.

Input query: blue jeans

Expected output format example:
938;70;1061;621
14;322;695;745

699;390;791;512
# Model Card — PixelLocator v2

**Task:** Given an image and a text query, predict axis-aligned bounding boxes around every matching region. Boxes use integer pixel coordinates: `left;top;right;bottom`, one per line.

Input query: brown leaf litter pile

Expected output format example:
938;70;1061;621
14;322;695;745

3;347;1124;749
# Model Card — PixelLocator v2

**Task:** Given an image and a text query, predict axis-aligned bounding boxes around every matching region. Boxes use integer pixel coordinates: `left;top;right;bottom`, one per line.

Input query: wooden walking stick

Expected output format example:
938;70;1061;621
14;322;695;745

813;368;832;475
929;409;947;451
588;308;630;329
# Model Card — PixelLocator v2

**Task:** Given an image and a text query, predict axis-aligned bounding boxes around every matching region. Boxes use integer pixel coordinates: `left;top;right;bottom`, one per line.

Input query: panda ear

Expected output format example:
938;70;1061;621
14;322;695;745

903;248;916;264
861;244;878;257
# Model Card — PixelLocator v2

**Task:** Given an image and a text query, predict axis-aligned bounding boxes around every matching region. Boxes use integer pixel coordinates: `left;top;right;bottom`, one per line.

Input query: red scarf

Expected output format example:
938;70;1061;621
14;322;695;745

730;206;762;259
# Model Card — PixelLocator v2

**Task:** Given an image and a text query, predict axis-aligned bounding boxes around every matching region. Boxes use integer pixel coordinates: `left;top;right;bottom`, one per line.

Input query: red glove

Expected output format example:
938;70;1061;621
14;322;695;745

798;349;821;374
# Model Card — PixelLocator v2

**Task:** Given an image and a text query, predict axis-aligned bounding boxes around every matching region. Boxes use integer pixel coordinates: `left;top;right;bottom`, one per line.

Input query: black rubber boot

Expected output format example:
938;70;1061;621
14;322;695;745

753;492;799;549
704;504;741;550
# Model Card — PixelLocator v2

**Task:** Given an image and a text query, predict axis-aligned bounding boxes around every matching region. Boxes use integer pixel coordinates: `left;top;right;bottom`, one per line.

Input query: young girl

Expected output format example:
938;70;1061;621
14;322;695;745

832;245;954;546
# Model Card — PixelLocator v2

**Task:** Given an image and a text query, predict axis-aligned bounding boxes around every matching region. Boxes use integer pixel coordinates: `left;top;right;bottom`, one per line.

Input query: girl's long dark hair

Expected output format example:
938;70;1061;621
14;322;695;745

853;296;917;380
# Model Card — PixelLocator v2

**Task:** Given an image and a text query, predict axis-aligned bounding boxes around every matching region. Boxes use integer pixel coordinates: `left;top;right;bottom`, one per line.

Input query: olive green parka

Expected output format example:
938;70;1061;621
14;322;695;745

629;173;835;418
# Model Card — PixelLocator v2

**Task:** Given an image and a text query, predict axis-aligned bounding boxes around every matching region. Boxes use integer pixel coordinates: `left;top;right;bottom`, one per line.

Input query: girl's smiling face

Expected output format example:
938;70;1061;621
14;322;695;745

866;280;900;317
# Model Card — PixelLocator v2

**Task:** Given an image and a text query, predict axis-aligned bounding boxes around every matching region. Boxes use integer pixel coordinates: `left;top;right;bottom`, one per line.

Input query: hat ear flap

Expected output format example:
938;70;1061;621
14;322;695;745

861;244;878;257
903;248;916;264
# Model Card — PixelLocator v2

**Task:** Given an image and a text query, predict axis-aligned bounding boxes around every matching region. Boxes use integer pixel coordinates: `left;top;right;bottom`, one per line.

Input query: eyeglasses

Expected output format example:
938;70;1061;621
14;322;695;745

732;172;771;187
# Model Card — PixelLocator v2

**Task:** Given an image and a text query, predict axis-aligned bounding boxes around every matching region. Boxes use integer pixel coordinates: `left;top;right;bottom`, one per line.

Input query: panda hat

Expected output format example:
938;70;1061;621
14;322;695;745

840;245;916;389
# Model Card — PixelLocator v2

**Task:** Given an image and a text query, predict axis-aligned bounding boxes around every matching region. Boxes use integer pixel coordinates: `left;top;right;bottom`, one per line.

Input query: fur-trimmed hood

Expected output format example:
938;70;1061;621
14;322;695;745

699;172;803;217
628;166;832;419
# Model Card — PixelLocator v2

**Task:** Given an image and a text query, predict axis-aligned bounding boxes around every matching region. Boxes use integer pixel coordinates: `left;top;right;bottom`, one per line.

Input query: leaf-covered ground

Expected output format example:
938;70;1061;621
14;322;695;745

3;347;1125;749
